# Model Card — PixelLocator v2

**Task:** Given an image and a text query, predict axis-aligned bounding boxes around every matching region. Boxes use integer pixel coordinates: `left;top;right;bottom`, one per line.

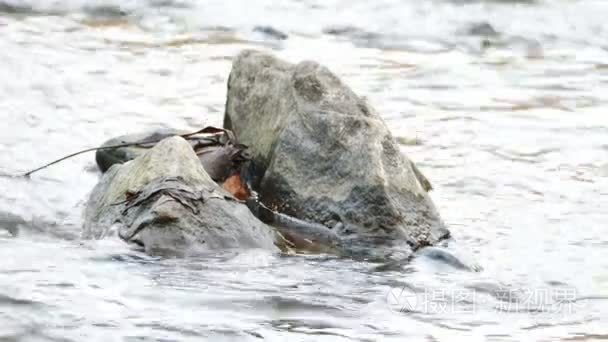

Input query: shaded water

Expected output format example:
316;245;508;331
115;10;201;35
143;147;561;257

1;0;607;340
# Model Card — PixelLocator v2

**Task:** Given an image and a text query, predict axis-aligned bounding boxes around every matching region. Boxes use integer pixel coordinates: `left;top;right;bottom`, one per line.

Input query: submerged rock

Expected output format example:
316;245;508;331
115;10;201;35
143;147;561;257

95;128;183;173
253;26;288;40
95;127;251;196
0;211;25;237
83;136;278;255
224;50;449;251
466;22;500;37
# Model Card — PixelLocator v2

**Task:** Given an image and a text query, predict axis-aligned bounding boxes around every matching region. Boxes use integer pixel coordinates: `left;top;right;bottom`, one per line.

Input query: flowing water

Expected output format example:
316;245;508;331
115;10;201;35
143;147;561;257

0;0;607;340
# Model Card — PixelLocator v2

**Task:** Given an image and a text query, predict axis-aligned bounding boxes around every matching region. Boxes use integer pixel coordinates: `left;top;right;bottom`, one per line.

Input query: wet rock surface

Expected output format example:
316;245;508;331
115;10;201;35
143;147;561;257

95;128;183;173
84;136;278;255
224;50;449;250
95;128;251;184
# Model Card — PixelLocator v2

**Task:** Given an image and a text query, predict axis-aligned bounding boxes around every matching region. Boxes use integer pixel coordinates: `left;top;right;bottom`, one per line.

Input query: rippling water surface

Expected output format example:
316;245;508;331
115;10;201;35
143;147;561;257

1;0;607;340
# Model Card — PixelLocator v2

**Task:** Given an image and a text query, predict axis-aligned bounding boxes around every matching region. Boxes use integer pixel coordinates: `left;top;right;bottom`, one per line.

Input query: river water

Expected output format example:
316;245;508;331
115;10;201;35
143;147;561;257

0;0;607;341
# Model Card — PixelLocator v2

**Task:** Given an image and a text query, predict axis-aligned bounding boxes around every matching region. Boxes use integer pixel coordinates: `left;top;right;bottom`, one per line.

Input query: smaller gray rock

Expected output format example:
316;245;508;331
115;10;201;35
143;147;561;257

95;128;251;184
84;136;278;255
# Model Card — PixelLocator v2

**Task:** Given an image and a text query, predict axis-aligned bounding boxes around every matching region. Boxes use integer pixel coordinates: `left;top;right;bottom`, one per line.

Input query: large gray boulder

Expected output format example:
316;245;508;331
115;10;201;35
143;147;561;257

224;50;449;249
83;136;278;255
